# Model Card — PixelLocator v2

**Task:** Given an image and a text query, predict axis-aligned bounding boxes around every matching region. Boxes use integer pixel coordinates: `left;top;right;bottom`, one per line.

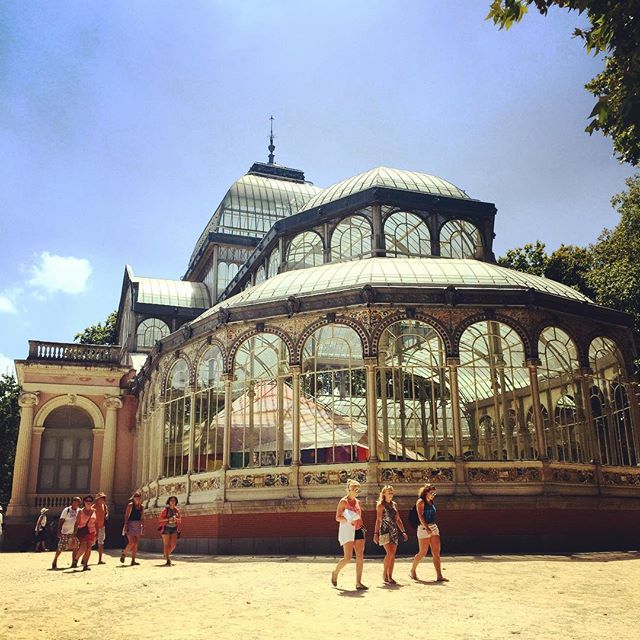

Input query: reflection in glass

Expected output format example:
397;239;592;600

439;219;482;259
301;325;367;463
377;320;450;461
384;211;431;258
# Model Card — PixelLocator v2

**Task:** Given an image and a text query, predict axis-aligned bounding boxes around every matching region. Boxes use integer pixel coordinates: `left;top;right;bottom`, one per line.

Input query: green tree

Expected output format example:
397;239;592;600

546;243;595;298
497;240;548;275
74;311;118;345
0;374;21;506
588;174;640;330
487;1;640;165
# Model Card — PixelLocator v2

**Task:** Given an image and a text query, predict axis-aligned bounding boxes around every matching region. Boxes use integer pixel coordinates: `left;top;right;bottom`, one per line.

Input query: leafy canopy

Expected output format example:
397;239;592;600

74;310;118;345
0;374;21;506
487;1;640;165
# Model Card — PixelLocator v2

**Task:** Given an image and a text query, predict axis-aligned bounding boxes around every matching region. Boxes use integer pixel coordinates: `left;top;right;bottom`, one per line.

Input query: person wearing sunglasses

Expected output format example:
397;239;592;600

410;483;447;582
373;485;408;585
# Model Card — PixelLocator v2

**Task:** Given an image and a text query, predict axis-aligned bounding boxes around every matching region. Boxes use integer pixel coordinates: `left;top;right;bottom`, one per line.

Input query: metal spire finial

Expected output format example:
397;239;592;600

268;115;275;164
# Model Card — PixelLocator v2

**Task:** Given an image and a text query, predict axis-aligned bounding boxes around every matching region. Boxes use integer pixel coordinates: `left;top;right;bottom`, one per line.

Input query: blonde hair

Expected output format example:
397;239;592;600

346;479;361;493
377;485;394;506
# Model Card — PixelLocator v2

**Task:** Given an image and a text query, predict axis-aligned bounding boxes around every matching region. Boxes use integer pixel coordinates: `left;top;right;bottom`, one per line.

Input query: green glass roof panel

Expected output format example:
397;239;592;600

299;167;470;212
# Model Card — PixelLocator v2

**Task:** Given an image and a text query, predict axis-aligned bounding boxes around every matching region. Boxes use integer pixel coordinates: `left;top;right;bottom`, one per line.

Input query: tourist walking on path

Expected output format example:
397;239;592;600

331;478;367;591
94;492;109;564
158;496;182;566
410;483;448;582
34;508;48;552
74;496;97;571
373;485;408;585
51;497;80;570
121;491;144;566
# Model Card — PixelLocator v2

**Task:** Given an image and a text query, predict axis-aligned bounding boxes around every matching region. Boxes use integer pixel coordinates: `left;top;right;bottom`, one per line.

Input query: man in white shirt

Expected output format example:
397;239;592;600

51;497;81;570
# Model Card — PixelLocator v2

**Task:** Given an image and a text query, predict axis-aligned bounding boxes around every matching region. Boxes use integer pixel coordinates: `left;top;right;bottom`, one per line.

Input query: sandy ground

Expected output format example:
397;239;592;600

0;549;638;640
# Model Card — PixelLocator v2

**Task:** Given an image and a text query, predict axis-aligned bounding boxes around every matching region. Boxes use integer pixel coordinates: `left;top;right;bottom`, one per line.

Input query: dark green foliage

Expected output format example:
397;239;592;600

0;374;21;506
74;311;118;345
487;1;640;165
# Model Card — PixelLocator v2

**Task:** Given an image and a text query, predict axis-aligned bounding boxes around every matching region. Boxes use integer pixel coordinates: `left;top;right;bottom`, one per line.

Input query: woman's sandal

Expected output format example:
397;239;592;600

355;583;369;591
331;570;338;587
409;571;418;580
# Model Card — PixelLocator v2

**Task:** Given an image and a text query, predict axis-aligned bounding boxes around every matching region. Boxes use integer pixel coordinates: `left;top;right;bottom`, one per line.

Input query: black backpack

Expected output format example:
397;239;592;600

408;504;420;528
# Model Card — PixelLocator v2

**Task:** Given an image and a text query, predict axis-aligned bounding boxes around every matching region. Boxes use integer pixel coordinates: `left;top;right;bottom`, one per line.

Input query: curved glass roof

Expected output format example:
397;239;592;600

135;276;210;308
299;167;470;212
198;257;590;319
190;173;322;264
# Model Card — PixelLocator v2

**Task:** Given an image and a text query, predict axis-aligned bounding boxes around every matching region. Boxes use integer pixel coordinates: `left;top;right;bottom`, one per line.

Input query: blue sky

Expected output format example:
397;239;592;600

0;1;634;373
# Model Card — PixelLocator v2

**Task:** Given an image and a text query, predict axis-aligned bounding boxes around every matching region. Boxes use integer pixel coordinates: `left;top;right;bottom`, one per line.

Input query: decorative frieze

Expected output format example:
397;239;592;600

158;481;186;496
227;472;290;489
467;466;542;483
380;466;454;484
191;476;222;492
301;468;367;486
550;468;596;484
602;470;640;486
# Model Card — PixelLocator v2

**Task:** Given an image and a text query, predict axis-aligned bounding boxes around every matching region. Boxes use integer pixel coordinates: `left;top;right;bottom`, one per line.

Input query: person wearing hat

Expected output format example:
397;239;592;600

52;497;81;570
93;492;109;565
34;508;49;552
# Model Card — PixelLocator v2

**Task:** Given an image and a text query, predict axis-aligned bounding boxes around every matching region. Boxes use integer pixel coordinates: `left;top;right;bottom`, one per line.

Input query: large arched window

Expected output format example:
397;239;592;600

163;359;190;478
136;318;170;349
231;334;292;468
384;212;432;258
330;216;371;262
38;406;93;492
217;261;239;294
590;337;637;466
301;325;367;463
267;247;280;279
286;231;324;270
439;219;483;259
538;327;587;462
377;320;450;461
194;346;225;473
458;321;531;460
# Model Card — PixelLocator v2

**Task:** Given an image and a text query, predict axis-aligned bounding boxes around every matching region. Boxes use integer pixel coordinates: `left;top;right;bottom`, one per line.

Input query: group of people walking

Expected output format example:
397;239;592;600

332;480;447;590
44;491;182;570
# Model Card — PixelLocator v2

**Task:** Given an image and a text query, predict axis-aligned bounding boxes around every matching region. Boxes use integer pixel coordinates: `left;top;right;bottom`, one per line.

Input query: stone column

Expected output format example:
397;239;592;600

222;374;233;469
526;359;547;460
8;392;39;516
364;358;378;462
447;358;464;460
99;395;123;499
290;366;301;465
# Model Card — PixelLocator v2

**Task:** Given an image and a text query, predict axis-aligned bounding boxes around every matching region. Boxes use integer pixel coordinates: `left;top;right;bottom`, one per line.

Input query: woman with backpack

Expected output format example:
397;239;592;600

409;483;448;582
158;495;182;566
373;485;408;585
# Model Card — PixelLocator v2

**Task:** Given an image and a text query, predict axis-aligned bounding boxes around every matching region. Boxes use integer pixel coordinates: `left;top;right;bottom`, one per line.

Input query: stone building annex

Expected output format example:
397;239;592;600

6;142;640;551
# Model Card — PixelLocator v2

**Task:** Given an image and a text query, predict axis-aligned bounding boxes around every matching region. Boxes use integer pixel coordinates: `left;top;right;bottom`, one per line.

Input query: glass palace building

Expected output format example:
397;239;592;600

7;153;640;552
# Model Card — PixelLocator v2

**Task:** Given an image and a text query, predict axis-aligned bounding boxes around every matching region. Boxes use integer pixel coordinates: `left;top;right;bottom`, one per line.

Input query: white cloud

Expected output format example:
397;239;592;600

29;252;92;296
0;294;17;314
0;353;16;377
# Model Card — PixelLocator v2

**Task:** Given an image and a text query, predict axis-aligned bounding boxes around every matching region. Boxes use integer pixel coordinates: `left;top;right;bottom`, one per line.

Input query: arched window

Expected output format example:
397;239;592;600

231;334;291;468
377;320;449;461
217;261;239;294
301;325;366;463
193;346;225;473
287;231;324;270
38;406;93;492
267;247;280;279
255;265;266;285
331;216;371;262
439;219;483;259
458;321;531;460
136;318;170;349
538;327;587;462
590;337;637;465
384;212;431;258
162;359;190;478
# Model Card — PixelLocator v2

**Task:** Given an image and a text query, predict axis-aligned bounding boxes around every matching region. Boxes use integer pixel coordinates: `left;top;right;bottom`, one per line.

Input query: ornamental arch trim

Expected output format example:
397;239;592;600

585;330;633;377
193;337;228;380
370;312;453;358
34;395;105;431
531;322;585;371
452;312;533;359
294;316;371;364
227;326;295;373
161;353;193;394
